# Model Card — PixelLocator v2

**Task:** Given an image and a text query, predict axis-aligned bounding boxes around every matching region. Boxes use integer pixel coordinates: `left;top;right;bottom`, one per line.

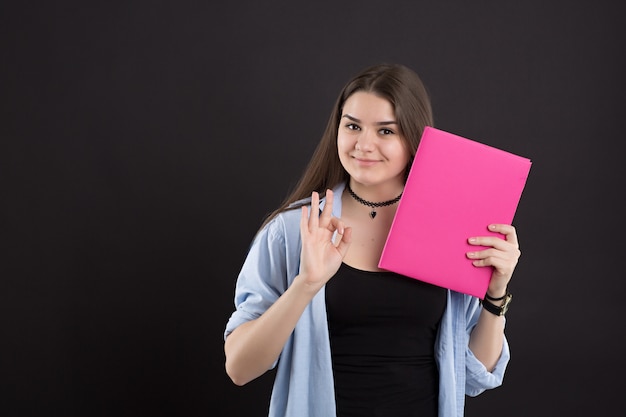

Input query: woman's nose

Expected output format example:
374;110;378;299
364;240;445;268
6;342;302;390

356;129;376;151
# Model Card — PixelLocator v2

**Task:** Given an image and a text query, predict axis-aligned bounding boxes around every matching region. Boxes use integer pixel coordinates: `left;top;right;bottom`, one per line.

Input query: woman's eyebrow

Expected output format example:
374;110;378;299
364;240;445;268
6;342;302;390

342;114;397;126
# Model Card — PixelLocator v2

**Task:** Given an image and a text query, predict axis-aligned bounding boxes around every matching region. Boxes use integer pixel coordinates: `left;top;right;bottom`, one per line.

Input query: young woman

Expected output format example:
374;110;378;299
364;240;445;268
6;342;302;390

224;63;519;417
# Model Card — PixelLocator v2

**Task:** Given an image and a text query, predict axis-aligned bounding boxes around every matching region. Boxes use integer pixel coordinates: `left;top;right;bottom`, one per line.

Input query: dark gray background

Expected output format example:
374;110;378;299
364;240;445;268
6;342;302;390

2;1;623;416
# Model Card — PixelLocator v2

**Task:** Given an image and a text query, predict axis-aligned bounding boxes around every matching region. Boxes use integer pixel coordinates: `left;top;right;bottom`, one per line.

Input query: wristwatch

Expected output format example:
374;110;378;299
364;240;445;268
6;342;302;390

481;293;513;316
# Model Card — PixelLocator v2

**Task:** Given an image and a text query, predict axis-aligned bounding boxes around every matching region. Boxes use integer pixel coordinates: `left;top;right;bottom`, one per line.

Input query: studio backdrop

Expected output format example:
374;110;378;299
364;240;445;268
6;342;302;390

1;1;623;416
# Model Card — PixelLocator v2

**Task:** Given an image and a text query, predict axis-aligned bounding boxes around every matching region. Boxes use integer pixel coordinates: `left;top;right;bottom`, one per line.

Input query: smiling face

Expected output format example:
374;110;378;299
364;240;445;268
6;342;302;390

337;91;410;192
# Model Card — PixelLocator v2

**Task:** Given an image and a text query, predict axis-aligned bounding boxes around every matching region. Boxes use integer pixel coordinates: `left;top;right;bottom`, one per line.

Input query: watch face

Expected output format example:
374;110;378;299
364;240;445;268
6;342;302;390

501;294;512;315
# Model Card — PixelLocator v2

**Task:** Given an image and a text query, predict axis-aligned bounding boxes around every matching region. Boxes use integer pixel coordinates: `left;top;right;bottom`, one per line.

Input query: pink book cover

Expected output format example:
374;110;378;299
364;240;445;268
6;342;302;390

378;126;532;298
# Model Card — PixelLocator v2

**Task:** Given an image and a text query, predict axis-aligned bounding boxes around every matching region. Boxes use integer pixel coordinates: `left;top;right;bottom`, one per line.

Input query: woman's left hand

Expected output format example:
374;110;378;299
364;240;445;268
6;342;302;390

466;224;521;297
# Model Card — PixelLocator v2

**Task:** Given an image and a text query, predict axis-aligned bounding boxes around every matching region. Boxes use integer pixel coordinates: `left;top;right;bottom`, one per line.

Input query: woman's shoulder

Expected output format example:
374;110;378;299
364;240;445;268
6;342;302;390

260;183;346;240
286;195;313;210
258;204;306;242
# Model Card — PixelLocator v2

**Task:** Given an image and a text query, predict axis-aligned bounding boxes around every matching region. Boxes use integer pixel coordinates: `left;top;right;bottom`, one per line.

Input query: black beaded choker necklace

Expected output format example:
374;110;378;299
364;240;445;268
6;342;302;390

346;183;403;219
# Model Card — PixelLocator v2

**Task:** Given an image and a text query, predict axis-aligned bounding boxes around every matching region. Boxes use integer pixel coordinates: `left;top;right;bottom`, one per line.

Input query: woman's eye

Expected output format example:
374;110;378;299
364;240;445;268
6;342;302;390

380;128;394;135
346;123;360;131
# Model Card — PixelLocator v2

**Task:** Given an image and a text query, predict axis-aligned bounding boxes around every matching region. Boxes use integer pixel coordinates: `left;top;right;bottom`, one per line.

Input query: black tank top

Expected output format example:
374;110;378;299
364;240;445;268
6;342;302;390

325;262;447;417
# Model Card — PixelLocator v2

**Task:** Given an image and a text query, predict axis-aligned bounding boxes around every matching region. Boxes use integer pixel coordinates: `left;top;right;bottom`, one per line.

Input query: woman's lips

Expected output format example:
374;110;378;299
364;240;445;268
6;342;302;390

353;157;379;167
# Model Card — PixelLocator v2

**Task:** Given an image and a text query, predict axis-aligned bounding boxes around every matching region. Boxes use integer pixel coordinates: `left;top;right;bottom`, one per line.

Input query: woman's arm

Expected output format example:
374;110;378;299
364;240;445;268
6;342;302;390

466;224;520;371
224;274;322;385
224;190;351;385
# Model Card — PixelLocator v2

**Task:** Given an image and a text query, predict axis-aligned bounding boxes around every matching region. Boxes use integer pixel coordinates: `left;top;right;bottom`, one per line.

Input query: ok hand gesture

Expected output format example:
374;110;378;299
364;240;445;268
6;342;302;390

298;190;352;292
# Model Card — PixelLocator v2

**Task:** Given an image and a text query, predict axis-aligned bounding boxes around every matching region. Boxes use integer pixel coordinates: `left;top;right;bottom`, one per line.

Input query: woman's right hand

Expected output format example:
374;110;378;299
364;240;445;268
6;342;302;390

298;190;352;292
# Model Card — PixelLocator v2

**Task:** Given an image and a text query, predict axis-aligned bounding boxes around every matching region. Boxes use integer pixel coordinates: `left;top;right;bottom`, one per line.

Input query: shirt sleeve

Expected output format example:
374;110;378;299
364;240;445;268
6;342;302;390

223;216;291;341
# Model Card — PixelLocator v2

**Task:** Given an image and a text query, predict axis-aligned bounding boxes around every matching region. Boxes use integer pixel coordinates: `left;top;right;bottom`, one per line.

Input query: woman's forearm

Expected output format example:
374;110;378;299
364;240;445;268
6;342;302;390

468;306;506;372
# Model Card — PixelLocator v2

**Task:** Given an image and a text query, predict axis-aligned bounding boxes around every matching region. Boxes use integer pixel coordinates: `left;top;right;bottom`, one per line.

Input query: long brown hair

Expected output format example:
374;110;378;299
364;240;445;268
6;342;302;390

258;63;434;232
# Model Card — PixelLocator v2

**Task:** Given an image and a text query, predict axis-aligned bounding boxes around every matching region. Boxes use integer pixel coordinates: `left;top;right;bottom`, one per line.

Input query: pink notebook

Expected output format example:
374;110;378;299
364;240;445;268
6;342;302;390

378;126;532;298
